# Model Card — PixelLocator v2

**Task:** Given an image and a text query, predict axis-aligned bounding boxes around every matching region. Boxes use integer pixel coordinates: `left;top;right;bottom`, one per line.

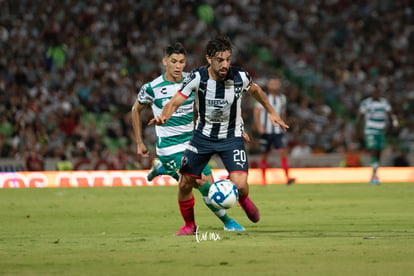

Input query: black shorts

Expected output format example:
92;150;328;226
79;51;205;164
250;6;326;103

180;132;249;177
259;133;286;153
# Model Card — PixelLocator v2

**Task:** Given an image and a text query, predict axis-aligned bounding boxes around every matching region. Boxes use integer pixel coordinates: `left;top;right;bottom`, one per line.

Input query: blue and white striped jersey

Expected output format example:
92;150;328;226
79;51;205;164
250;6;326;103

255;93;286;134
179;66;252;139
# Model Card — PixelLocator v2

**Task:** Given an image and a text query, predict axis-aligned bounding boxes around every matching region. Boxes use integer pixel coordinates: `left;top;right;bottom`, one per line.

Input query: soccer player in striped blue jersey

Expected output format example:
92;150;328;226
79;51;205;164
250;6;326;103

150;36;289;236
356;83;399;184
254;78;295;185
132;42;244;232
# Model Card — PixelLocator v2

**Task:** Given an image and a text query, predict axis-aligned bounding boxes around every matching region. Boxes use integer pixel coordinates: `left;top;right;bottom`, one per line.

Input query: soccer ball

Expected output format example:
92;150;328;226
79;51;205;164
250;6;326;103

208;179;239;209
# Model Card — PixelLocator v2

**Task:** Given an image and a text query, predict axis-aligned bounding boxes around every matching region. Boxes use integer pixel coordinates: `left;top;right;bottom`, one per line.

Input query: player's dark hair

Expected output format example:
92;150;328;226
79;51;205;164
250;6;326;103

206;35;233;58
164;42;186;57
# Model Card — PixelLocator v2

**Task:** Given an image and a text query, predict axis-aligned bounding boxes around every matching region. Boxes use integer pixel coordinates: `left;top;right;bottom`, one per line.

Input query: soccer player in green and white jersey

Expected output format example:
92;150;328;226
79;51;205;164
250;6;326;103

356;83;399;184
131;42;244;231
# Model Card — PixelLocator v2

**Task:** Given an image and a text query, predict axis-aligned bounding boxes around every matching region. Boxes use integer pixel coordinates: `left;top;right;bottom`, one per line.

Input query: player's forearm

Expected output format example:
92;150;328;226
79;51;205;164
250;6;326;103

160;101;178;121
160;92;187;121
253;107;263;130
149;93;187;125
131;103;145;144
258;96;280;118
132;118;144;144
250;84;280;117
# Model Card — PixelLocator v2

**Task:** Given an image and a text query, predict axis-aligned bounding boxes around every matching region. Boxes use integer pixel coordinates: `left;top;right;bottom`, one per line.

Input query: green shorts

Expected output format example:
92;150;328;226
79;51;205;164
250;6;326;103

365;133;385;151
158;152;212;177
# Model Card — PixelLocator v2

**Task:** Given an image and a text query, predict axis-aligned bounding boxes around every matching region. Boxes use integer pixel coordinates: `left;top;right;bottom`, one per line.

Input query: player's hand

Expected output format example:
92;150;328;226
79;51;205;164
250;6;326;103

268;112;289;132
148;115;168;126
242;132;250;143
391;115;399;129
136;143;150;157
273;117;289;132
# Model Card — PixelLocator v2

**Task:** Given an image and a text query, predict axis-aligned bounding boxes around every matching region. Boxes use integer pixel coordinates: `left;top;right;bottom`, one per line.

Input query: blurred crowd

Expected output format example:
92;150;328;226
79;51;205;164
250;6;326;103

0;0;413;170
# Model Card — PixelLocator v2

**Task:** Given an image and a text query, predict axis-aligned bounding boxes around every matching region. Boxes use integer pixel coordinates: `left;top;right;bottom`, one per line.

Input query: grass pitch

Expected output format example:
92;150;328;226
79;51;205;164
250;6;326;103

1;182;414;276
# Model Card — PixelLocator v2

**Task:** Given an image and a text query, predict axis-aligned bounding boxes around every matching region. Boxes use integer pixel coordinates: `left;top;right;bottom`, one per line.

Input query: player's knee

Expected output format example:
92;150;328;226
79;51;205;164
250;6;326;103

179;175;197;193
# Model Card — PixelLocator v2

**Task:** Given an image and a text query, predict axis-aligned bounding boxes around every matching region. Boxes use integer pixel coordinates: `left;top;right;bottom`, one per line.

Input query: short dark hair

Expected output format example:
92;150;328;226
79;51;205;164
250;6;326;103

164;42;186;57
206;35;233;58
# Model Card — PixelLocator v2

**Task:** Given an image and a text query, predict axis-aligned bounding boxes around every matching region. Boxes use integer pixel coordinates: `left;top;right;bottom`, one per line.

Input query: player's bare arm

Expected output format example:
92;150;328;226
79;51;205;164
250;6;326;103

248;82;289;131
148;91;187;126
131;101;150;157
253;105;265;134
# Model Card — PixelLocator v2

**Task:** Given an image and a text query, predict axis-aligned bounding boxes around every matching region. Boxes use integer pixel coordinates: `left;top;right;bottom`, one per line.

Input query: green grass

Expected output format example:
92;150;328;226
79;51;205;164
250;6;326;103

1;183;414;276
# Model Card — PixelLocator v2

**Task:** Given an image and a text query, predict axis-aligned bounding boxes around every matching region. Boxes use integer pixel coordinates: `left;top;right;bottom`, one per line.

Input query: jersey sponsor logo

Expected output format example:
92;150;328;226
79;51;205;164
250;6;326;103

175;106;193;114
207;99;228;105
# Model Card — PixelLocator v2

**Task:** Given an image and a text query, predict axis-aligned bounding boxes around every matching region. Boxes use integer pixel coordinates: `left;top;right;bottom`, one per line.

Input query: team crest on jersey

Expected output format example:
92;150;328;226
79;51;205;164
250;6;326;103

234;85;243;98
160;87;168;95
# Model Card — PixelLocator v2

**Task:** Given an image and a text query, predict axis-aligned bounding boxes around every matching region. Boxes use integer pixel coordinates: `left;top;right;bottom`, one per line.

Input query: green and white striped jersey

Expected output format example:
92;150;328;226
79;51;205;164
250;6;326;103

137;73;194;156
359;97;391;135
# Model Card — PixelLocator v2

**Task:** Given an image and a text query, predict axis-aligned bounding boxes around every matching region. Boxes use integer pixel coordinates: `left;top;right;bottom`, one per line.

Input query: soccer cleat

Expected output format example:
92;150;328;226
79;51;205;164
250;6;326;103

147;158;165;181
174;225;197;236
369;176;381;185
287;178;296;185
224;219;246;231
240;197;260;223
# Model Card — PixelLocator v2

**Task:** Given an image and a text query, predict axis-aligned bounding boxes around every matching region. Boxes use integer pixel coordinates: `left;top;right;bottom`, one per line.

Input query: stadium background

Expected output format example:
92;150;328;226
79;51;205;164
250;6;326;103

0;0;413;176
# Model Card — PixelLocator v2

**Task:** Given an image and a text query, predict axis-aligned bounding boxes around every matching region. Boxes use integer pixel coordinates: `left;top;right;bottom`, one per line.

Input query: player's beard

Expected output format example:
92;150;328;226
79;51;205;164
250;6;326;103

215;68;228;80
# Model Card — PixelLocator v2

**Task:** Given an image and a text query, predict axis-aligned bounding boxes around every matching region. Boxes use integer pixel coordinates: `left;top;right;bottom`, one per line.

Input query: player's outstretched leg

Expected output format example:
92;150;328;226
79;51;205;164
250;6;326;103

238;194;260;223
147;158;165;181
198;182;245;231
